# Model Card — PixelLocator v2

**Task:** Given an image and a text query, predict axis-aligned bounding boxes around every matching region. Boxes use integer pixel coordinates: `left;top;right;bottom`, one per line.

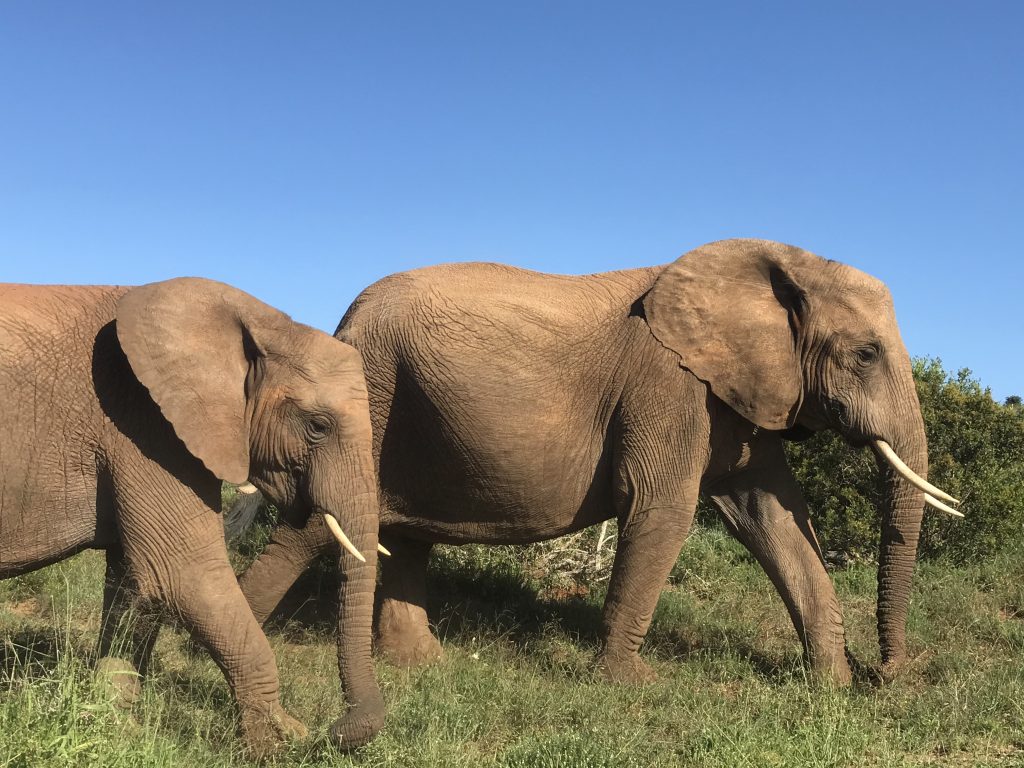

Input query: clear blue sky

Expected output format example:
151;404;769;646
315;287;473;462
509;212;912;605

2;2;1021;399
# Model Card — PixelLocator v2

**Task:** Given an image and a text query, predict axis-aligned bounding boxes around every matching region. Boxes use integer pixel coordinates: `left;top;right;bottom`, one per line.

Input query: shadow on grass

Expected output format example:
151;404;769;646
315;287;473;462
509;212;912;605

253;552;605;652
254;551;860;686
645;621;886;688
260;558;339;638
428;559;604;651
0;626;97;681
159;665;235;714
643;622;798;684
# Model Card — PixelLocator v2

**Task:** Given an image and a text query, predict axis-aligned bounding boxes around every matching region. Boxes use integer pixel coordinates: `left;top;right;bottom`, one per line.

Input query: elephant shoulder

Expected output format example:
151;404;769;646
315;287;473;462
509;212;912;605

338;263;533;334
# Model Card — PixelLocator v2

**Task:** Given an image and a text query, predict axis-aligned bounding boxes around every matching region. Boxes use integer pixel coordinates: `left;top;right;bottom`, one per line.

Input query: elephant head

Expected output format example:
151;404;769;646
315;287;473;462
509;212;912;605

644;239;959;676
115;277;384;744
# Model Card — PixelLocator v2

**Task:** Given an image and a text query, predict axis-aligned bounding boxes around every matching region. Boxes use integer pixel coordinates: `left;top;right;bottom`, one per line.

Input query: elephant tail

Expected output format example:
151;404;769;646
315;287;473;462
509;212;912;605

224;488;267;544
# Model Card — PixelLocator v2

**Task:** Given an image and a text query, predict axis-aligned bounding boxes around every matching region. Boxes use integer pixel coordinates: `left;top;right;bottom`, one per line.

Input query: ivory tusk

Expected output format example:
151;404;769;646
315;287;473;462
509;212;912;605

378;544;392;557
236;482;257;494
925;493;965;518
323;515;366;562
873;440;960;505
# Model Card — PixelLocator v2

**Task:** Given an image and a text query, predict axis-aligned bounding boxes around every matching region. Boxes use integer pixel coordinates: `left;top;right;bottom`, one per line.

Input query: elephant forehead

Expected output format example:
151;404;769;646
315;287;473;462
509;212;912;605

277;366;368;401
277;361;369;407
818;282;899;338
303;331;363;367
824;264;892;305
276;332;362;378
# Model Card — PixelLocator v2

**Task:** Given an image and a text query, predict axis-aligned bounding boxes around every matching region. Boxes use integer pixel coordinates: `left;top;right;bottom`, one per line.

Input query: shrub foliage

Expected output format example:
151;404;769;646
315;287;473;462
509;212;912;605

786;358;1024;563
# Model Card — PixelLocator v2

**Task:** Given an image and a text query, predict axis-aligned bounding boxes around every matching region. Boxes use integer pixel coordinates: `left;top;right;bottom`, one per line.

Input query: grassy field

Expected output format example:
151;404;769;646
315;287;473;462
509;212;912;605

1;524;1022;767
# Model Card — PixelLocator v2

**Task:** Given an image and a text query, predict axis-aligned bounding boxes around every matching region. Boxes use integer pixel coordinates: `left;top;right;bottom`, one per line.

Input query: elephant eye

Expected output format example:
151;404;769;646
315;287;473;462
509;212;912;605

855;343;881;366
307;416;332;440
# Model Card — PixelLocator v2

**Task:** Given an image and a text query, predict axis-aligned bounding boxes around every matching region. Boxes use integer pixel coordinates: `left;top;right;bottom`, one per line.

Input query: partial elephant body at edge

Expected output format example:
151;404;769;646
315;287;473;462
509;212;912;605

0;278;383;755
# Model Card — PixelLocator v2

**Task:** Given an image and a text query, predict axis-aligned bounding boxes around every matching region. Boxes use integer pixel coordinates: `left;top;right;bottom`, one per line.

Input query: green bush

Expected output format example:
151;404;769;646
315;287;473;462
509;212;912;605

786;358;1024;563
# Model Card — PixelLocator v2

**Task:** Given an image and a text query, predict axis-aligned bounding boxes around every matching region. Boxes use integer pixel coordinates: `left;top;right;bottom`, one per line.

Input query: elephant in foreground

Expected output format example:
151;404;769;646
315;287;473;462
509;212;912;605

237;239;959;688
0;278;383;754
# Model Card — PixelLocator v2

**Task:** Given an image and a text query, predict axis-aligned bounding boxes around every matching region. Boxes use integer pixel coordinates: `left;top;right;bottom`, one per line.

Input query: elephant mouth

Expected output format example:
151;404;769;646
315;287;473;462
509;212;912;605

870;440;963;518
845;434;873;450
838;433;963;519
320;511;368;562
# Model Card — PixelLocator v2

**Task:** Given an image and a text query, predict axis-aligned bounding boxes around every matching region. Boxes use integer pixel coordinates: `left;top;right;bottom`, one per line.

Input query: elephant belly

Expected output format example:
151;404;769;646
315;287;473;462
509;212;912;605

0;464;105;577
377;403;616;544
0;422;107;577
356;266;641;545
382;490;614;545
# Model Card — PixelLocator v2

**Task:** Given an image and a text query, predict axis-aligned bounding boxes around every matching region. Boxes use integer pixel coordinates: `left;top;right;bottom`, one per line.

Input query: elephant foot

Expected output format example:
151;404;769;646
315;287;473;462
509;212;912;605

806;655;853;687
877;655;907;684
375;597;443;668
802;634;851;688
94;656;142;708
376;629;443;668
329;699;386;751
238;700;308;760
597;650;657;684
810;662;853;687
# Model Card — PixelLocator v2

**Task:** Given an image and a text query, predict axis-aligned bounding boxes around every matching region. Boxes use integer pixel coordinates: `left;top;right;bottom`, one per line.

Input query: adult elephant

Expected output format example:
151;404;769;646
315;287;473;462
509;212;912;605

0;278;382;755
236;239;959;688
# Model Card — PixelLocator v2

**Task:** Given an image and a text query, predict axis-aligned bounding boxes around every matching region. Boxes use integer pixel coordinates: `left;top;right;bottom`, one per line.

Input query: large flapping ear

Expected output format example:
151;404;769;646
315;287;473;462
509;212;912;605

643;239;809;430
116;277;289;484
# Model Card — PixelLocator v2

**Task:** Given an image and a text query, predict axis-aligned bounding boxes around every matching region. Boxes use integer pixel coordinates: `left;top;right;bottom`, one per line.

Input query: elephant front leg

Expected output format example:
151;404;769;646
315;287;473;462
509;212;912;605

151;545;308;756
599;443;703;683
95;546;162;709
708;439;852;685
599;502;697;683
374;534;443;667
114;476;308;758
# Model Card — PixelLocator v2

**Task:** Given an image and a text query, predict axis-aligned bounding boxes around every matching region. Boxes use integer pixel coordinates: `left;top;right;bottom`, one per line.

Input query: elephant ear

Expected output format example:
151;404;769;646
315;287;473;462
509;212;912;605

643;239;808;430
115;277;286;484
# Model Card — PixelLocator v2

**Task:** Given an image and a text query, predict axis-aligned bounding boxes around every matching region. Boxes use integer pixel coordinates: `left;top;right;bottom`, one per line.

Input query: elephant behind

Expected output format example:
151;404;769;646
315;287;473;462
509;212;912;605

237;239;958;690
0;278;383;755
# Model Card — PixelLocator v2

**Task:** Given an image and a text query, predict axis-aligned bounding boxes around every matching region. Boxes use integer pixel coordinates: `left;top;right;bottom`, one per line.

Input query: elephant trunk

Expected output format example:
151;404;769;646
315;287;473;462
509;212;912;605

315;443;384;750
874;392;928;678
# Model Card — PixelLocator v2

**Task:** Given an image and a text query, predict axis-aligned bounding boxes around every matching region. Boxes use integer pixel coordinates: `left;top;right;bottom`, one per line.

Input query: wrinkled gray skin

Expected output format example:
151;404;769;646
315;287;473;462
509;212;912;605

0;278;382;756
238;239;930;688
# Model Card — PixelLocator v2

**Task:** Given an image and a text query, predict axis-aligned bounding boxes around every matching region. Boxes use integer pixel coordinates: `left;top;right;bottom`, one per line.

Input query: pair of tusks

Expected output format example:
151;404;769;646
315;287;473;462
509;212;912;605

873;440;964;518
323;515;392;561
234;484;391;560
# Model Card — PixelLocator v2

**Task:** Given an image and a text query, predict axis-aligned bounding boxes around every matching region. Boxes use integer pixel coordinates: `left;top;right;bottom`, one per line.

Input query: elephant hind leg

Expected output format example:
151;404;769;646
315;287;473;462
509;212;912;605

238;517;332;626
374;534;442;667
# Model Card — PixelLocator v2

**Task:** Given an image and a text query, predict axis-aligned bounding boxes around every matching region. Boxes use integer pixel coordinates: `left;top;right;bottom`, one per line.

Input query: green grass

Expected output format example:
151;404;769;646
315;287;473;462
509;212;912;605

2;527;1023;767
